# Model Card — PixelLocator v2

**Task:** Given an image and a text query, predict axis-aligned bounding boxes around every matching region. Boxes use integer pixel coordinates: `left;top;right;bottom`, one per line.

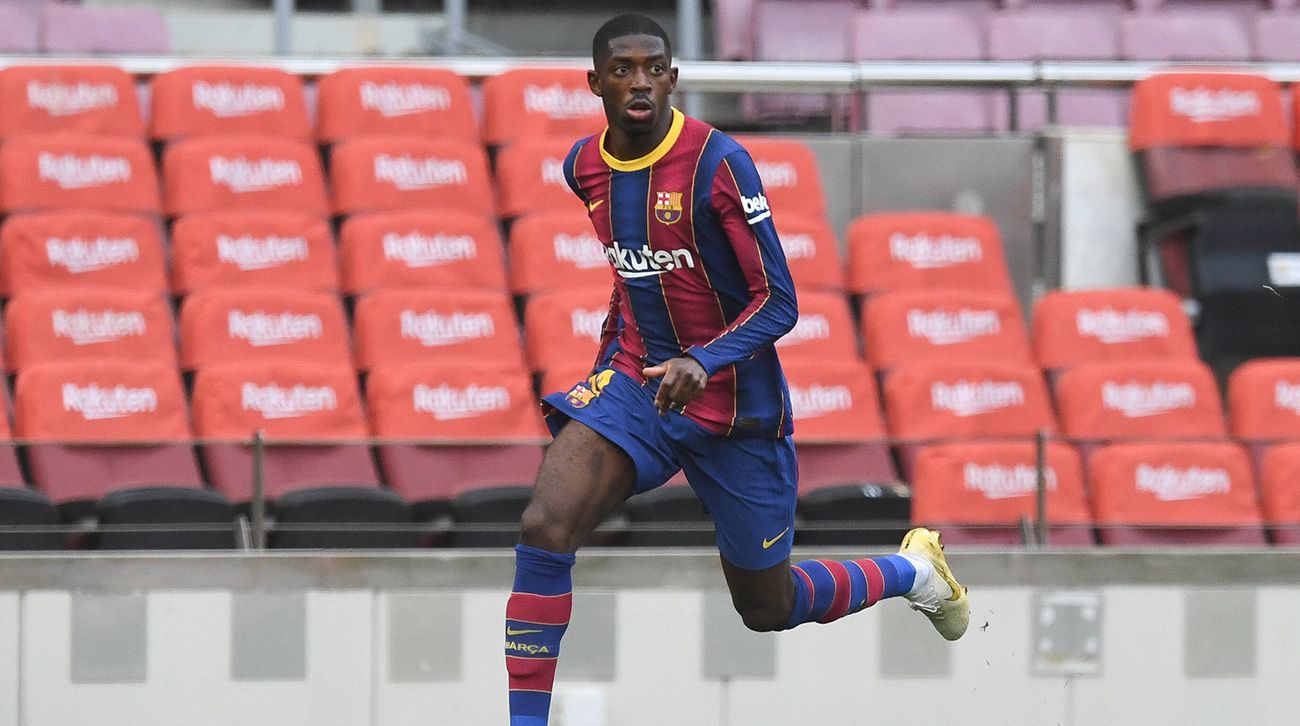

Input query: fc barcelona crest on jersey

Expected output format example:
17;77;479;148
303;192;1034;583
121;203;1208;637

654;191;684;225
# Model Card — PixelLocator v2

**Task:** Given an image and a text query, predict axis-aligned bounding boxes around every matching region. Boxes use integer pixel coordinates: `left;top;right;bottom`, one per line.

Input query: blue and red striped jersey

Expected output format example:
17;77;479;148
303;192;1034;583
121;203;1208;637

562;108;798;438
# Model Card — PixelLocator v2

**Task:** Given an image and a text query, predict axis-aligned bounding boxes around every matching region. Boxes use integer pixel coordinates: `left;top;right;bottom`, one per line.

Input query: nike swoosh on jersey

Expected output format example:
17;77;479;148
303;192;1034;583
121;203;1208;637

587;198;605;212
506;627;544;636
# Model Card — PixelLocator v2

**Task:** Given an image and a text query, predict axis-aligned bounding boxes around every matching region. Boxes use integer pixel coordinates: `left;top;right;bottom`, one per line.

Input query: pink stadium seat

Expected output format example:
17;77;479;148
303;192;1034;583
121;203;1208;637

15;359;203;507
150;66;311;142
1259;443;1300;545
179;287;351;371
0;135;161;215
0;4;39;53
1054;359;1227;448
987;10;1127;129
1120;11;1253;61
353;288;526;371
713;0;757;60
5;287;177;372
40;4;170;54
861;289;1032;370
1032;287;1198;374
1253;12;1300;61
523;286;612;374
784;359;897;493
315;67;477;144
0;65;144;138
162;136;329;217
507;210;610;296
170;211;340;295
330;136;494;217
340;211;508;295
850;10;997;135
749;1;857;120
0;212;168;296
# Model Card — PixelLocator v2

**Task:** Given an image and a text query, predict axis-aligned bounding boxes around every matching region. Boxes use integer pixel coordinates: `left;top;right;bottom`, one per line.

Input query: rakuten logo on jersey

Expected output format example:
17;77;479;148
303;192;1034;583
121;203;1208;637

931;380;1025;417
789;384;852;419
1169;86;1261;124
570;308;606;342
39;153;131;190
1135;464;1230;501
889;233;983;270
227;311;323;347
522;84;602;119
217;235;308;271
63;383;158;421
209;156;302;194
413;383;510;421
780;233;816;261
1102;381;1195;418
46;236;140;274
383;232;477;268
1274;381;1300;415
241;383;337;419
552;233;605;269
906;308;1001;346
359;81;451;117
27;81;118;117
1075;308;1170;345
605;241;696;279
51;309;146;346
192;81;285;118
964;463;1057;500
775;314;830;348
400;310;494;347
541;157;567;186
754;161;797;189
373;154;467;191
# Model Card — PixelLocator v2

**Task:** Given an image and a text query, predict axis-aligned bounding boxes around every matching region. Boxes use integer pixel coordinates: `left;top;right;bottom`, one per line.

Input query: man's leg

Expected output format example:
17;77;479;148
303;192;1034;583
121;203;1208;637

505;421;636;726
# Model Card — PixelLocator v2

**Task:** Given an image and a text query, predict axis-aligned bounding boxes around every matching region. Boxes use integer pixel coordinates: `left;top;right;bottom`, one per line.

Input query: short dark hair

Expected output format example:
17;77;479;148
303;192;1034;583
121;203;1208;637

592;13;672;66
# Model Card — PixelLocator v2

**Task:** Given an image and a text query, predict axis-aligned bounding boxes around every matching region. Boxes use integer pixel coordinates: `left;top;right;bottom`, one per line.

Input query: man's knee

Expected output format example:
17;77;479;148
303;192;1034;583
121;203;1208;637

518;500;576;553
733;601;790;632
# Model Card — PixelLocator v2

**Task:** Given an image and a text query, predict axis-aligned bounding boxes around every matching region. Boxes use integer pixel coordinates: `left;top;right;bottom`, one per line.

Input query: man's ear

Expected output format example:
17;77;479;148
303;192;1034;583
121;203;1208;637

587;69;602;96
669;66;679;92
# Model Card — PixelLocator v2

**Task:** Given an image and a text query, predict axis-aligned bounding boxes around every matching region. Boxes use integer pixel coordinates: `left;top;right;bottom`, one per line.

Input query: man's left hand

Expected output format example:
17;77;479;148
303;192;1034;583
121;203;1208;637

643;356;709;415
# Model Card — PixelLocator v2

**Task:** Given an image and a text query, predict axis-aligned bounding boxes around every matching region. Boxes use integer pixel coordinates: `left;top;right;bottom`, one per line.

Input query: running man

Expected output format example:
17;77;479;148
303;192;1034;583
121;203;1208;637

504;14;969;725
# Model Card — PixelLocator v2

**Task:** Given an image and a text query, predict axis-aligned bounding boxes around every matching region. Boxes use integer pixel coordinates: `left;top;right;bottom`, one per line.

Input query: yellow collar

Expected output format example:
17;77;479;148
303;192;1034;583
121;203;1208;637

599;108;684;172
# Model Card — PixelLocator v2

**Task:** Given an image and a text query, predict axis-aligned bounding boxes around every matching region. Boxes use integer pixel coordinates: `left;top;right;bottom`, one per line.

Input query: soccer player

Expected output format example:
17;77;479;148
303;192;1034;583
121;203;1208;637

504;13;969;725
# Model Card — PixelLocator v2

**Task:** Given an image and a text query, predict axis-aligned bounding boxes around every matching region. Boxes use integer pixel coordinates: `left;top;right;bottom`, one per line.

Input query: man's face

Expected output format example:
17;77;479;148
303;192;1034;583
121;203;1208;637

589;33;678;136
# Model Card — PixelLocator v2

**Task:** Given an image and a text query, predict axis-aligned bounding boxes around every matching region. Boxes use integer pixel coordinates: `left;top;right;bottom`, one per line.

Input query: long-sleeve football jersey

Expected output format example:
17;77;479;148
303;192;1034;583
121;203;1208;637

561;108;798;438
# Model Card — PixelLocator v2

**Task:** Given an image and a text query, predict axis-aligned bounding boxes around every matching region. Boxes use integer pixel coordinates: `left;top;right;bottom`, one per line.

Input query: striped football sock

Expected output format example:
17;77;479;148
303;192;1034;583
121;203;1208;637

505;543;575;726
782;555;919;629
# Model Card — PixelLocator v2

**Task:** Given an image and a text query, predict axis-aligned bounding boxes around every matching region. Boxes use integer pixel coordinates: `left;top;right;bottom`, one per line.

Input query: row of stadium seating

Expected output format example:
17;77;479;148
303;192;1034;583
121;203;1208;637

727;1;1300;129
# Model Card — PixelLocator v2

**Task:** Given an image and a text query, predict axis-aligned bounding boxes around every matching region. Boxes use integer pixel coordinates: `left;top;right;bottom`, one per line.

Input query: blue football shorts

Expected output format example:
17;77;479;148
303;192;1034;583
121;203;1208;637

542;366;797;571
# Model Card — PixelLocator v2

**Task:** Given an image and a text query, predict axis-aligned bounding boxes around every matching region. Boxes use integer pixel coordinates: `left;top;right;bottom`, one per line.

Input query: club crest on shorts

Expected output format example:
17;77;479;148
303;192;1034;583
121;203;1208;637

654;191;683;225
564;369;614;409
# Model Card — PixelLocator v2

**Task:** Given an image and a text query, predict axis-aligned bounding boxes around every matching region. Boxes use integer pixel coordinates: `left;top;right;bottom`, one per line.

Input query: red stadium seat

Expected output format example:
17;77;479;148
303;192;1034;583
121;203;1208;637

847;211;1011;296
353;288;525;371
0;65;143;138
1054;359;1226;444
523;286;613;374
368;360;547;506
495;136;583;219
339;210;507;295
0;135;160;215
330;136;494;217
861;289;1031;370
162;136;328;217
1089;441;1265;546
772;290;859;362
171;211;338;295
774;214;844;292
1128;72;1296;209
178;287;351;371
1032;287;1197;374
1259;443;1300;545
883;359;1056;477
0;212;167;296
5;288;176;372
315;66;477;144
481;68;604;147
149;65;310;141
507;210;610;295
912;442;1093;546
784;359;896;492
14;359;203;506
191;359;379;502
732;136;828;222
1228;358;1300;444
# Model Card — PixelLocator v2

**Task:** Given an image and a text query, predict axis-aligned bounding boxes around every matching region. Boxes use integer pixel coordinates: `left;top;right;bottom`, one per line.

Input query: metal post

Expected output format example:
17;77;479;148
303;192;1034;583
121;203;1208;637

676;0;703;118
273;0;294;56
1035;428;1049;548
251;430;267;550
445;0;466;55
352;0;381;12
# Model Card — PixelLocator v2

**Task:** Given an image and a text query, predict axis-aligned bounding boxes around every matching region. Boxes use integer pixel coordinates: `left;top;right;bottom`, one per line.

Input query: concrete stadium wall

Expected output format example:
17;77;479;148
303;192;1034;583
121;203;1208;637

0;549;1296;726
